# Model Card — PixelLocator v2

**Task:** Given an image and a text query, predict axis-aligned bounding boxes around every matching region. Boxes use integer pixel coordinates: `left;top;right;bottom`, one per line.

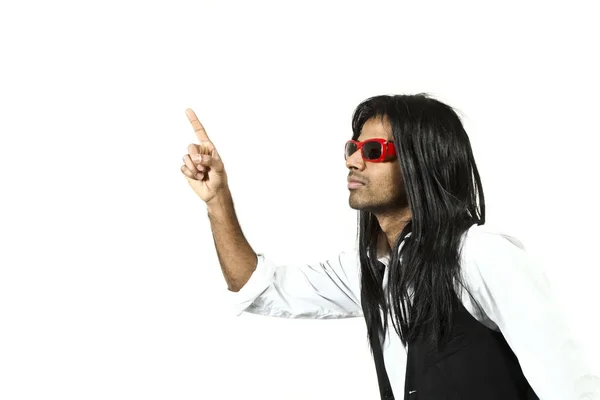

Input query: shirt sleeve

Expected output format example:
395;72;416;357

461;228;600;400
224;249;364;319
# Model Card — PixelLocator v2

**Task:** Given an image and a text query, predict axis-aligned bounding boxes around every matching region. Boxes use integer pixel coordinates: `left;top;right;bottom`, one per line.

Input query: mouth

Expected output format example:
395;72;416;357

348;182;365;189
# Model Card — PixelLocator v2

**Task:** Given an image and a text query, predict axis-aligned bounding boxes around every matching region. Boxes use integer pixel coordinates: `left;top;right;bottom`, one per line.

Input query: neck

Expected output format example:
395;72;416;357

376;207;412;252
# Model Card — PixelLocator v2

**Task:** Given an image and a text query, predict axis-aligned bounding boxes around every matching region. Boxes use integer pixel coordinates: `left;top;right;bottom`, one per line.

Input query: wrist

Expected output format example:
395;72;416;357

206;189;233;214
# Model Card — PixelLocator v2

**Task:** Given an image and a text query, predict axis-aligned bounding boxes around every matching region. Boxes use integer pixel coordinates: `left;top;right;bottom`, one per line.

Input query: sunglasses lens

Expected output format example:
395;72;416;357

345;141;385;160
345;142;357;159
363;142;383;160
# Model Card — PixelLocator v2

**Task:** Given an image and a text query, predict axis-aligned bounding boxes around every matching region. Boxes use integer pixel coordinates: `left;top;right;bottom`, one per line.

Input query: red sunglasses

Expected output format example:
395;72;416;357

345;138;396;162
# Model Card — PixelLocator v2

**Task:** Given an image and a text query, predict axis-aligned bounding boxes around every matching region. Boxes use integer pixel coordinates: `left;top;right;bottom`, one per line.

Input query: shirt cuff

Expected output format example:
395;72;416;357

224;253;276;316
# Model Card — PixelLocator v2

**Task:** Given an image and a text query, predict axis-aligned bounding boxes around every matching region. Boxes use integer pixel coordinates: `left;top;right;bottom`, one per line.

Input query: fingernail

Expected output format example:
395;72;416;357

201;155;210;162
190;154;201;162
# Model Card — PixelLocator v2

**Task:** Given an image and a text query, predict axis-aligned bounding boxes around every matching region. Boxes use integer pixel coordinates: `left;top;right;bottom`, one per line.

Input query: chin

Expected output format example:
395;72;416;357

349;198;372;211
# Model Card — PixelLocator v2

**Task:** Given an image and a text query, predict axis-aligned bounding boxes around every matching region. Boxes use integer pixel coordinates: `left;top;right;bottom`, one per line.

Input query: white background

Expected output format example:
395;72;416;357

1;1;598;399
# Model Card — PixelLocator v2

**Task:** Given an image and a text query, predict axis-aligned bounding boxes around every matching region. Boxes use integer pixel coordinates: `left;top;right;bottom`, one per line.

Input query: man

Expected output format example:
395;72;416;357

180;94;598;399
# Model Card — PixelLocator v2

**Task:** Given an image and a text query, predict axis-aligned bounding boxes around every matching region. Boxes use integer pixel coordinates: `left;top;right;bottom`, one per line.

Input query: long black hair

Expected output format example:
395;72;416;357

353;94;486;352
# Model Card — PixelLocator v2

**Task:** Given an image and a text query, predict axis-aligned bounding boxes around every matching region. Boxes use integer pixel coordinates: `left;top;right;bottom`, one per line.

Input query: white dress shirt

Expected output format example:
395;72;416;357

226;223;599;399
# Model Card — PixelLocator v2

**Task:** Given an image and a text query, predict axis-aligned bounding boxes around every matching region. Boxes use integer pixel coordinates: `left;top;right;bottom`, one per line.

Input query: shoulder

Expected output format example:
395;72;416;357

463;223;525;248
461;223;527;260
458;224;548;324
459;223;532;282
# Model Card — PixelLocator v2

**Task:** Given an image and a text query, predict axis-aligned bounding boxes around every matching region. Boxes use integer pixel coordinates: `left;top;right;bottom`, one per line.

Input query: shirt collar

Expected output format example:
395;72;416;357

374;231;412;261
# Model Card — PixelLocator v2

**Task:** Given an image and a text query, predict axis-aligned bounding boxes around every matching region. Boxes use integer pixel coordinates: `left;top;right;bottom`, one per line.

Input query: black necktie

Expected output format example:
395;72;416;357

370;260;395;399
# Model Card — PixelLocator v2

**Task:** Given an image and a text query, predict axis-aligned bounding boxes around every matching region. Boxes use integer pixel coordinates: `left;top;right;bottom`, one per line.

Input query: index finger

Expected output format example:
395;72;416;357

186;108;210;142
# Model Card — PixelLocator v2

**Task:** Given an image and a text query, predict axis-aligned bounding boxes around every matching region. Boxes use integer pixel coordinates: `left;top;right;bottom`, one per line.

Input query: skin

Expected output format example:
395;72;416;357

345;115;412;252
181;109;229;206
181;109;255;292
180;110;412;290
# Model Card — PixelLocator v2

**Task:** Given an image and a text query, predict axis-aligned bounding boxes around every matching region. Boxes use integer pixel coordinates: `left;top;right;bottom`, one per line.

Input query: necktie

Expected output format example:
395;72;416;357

369;260;395;399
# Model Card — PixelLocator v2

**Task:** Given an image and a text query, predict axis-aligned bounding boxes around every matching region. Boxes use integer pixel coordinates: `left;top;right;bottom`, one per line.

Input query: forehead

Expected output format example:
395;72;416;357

356;115;392;141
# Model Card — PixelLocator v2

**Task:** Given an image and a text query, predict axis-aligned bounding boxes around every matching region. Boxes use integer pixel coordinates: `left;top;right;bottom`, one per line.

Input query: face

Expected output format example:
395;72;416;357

346;116;408;213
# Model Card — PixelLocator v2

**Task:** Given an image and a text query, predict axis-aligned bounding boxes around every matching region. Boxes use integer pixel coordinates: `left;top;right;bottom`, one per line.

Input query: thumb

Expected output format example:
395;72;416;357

211;147;223;162
200;148;224;173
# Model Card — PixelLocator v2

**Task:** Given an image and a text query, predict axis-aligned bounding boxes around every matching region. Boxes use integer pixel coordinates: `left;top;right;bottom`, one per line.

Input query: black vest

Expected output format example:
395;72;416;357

367;294;539;399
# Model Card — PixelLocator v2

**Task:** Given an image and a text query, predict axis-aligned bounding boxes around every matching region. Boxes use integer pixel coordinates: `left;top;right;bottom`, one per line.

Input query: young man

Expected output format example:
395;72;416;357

180;94;598;399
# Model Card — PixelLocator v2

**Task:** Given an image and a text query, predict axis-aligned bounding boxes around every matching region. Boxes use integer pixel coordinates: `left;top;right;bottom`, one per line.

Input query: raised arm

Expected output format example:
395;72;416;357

181;108;256;292
180;109;363;319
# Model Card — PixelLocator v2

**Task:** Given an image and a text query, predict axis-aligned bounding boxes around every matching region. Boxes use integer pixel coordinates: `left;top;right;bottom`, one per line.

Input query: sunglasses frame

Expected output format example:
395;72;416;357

345;138;397;162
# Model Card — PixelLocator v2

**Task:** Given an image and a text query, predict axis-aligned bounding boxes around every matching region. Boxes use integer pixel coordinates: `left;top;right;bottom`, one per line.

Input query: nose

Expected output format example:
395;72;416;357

345;148;365;170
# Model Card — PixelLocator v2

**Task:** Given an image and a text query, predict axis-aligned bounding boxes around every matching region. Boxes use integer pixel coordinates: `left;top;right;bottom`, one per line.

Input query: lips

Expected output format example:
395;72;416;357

348;177;366;185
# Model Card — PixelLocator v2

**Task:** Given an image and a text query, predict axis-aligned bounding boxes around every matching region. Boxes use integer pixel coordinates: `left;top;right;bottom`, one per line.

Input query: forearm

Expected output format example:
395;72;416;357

206;189;258;292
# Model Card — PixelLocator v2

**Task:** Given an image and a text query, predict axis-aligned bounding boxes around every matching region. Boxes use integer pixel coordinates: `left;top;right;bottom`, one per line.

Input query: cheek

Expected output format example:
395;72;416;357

386;168;405;194
373;170;400;193
387;165;402;182
372;165;402;189
391;163;404;182
393;170;404;184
